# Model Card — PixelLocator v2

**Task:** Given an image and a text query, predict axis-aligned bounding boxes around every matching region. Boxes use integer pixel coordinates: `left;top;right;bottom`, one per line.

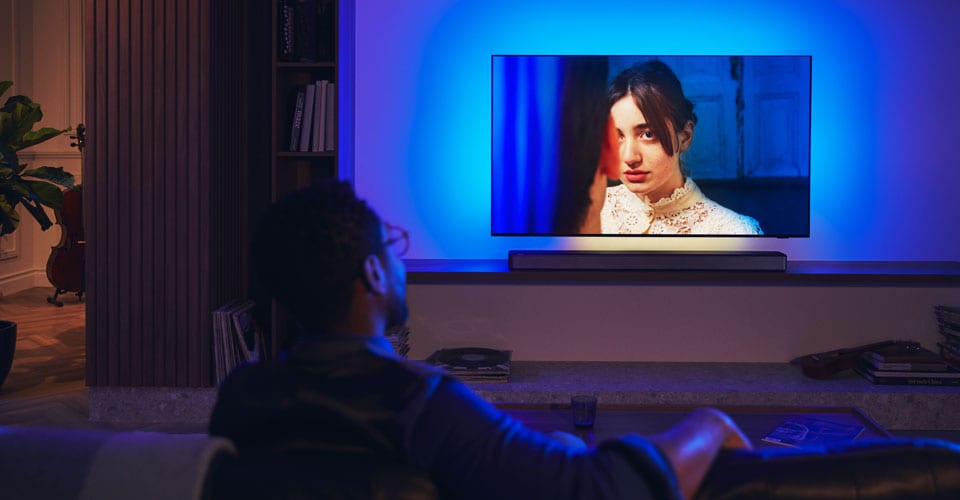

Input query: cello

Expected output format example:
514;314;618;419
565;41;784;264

46;124;85;306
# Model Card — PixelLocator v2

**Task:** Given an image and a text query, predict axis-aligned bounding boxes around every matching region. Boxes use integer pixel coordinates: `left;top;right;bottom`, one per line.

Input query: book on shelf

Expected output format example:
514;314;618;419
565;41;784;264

279;0;335;63
293;0;318;62
288;89;306;151
316;0;336;61
278;0;296;61
298;83;316;152
324;82;336;151
311;80;328;152
761;416;864;448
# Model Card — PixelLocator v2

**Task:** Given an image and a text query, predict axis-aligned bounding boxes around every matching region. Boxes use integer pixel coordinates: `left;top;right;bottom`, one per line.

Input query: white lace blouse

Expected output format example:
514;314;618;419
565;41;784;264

600;178;762;235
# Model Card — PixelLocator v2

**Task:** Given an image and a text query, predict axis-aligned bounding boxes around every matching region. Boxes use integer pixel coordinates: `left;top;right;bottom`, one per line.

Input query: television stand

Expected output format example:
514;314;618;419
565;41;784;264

507;250;787;272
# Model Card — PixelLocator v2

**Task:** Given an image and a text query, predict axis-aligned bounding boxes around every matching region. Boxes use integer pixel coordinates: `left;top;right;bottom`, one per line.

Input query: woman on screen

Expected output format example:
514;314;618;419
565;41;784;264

601;61;762;235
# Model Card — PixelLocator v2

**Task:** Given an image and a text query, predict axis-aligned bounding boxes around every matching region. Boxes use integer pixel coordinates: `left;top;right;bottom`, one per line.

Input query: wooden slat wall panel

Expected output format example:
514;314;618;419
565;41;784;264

128;0;143;387
84;0;246;387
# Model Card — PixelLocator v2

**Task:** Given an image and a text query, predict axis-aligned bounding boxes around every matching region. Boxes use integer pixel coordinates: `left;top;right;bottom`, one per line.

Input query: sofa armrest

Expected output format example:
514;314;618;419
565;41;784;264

695;438;960;500
0;426;236;500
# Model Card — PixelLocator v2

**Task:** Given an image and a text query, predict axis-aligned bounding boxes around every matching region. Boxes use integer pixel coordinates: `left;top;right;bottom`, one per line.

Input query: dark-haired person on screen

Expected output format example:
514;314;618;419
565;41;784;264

209;179;752;499
601;60;762;235
550;56;621;234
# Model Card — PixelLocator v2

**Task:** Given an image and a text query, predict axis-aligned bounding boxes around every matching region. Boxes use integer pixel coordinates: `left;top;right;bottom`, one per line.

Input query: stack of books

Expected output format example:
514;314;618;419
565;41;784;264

287;80;336;153
385;324;410;358
855;341;960;386
427;347;512;383
935;305;960;368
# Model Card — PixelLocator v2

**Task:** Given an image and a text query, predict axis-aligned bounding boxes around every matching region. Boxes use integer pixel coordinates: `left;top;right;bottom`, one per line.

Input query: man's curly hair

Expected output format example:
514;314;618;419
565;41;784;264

251;179;383;332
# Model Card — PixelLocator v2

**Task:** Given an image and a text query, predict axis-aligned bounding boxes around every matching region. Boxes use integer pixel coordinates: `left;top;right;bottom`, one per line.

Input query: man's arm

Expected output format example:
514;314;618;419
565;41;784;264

648;407;753;499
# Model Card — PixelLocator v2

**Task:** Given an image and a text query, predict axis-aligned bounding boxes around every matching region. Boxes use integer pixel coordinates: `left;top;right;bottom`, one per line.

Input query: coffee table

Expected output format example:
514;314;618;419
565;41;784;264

497;404;890;448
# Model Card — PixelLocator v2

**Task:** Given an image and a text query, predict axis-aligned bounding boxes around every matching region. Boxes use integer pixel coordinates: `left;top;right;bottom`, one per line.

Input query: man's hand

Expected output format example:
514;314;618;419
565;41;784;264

648;408;752;499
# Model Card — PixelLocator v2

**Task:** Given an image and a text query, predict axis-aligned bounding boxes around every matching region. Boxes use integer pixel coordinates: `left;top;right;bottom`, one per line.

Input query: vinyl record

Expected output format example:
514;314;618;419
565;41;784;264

435;347;510;369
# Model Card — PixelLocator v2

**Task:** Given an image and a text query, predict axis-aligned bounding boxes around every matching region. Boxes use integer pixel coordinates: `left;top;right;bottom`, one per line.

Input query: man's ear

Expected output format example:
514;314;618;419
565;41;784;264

361;253;388;295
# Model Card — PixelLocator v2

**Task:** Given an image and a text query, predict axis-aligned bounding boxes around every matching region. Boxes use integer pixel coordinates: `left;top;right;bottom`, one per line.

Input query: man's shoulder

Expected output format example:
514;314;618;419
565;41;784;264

220;350;450;393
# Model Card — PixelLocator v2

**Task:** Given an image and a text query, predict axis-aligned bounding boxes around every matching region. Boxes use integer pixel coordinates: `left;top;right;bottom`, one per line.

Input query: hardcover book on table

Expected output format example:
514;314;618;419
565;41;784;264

862;344;943;364
856;367;960;386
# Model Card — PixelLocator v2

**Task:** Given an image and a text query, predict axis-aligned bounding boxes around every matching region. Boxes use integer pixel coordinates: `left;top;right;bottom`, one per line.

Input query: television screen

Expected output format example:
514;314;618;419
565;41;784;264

491;55;811;237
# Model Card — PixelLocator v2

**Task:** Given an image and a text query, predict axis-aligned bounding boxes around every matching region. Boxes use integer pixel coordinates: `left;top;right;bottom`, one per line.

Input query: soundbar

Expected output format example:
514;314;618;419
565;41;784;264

508;250;787;272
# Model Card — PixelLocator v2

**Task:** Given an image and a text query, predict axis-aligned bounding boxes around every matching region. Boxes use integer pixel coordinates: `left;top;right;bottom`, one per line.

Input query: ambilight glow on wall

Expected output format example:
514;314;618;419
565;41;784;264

354;0;960;261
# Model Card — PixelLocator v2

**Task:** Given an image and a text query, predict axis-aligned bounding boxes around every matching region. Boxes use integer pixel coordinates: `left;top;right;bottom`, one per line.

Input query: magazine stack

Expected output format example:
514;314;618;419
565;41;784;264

855;339;960;386
935;305;960;369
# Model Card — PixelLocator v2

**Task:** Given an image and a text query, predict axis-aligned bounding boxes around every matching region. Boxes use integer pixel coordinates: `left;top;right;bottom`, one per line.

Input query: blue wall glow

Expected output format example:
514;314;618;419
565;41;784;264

354;0;960;260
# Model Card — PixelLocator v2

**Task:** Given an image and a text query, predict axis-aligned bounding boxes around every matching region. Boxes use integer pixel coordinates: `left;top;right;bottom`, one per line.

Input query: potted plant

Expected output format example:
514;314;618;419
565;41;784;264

0;80;76;391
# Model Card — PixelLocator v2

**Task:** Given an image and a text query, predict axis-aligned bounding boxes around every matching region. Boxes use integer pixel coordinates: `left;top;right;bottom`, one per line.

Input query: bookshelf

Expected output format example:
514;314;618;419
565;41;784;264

267;0;342;355
271;0;339;196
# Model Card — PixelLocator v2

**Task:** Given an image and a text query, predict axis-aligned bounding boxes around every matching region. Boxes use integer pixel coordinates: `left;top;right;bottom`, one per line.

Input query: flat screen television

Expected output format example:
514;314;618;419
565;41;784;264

491;55;811;237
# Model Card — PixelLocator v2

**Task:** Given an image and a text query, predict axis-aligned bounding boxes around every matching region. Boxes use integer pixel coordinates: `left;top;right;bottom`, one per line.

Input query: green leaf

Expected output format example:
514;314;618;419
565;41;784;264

0;194;21;236
0;109;13;141
25;180;64;209
0;97;42;146
0;81;11;98
3;175;31;197
15;127;67;151
0;145;16;171
19;197;52;231
21;166;75;189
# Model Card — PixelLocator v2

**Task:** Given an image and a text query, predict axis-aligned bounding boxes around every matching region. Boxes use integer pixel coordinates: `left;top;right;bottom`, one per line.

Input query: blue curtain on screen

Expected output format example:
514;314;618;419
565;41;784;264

491;56;562;234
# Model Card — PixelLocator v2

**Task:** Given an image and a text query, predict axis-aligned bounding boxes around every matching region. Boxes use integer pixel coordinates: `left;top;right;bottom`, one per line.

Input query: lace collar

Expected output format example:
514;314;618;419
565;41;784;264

641;177;703;216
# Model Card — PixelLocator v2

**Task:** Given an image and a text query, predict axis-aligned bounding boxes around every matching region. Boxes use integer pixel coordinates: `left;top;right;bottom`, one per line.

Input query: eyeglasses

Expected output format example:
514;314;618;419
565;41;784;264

383;223;409;257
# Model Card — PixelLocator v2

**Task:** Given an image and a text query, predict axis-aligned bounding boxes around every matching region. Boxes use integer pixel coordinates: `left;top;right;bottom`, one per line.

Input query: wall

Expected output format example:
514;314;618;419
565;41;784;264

353;0;960;262
351;0;960;361
405;283;960;362
0;0;84;296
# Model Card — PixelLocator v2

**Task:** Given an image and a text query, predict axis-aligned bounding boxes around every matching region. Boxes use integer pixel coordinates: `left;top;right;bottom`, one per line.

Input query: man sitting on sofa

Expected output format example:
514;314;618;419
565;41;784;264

208;179;752;500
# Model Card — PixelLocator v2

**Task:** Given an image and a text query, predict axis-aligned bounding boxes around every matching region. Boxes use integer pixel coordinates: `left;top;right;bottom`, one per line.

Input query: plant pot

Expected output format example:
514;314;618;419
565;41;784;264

0;320;16;391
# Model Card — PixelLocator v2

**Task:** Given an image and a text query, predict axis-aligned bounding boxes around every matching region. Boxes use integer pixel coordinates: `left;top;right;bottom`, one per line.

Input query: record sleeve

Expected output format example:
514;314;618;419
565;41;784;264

430;347;511;370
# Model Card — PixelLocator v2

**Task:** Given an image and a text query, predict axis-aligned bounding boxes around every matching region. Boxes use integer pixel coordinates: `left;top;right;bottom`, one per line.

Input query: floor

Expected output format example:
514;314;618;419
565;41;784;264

0;286;204;432
0;286;85;400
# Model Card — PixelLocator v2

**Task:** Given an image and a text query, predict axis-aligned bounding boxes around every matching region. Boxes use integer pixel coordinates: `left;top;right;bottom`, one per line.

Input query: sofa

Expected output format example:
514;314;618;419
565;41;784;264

2;425;960;499
0;426;233;500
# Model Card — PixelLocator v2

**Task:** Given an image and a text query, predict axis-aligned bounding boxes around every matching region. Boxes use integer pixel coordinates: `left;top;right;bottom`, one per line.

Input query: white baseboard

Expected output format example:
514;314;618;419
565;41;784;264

0;269;51;297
